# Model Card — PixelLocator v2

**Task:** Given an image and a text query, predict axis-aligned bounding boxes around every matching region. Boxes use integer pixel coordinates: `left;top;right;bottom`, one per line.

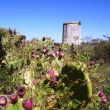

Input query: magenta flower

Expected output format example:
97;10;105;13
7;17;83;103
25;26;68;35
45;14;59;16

98;91;105;97
48;70;55;77
17;86;25;98
48;70;57;82
60;52;64;57
55;51;60;57
31;53;35;58
22;99;33;110
52;76;57;82
42;47;48;54
101;97;107;104
10;94;18;104
98;91;107;104
0;96;7;106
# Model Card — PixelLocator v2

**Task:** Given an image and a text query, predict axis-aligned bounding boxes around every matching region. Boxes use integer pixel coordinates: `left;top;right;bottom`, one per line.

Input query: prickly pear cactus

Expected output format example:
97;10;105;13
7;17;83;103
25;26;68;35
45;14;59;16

61;62;92;109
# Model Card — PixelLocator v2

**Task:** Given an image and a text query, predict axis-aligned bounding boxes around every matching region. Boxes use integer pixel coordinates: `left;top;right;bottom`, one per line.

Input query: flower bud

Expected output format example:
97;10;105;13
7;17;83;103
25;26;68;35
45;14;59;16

22;99;33;110
0;96;7;106
10;94;18;104
17;86;25;98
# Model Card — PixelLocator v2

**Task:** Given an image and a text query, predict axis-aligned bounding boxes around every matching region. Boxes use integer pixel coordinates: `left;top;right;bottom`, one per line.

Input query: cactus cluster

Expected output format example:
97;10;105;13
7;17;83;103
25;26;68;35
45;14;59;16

0;28;94;110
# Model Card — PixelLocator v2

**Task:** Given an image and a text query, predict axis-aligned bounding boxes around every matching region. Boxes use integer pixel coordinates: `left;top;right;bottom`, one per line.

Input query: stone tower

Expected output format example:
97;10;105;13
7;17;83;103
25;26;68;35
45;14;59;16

62;22;81;45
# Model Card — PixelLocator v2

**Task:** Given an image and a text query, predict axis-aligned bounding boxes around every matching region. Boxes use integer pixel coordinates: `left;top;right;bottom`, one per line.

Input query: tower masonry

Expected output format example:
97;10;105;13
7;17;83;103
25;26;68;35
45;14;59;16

62;22;81;45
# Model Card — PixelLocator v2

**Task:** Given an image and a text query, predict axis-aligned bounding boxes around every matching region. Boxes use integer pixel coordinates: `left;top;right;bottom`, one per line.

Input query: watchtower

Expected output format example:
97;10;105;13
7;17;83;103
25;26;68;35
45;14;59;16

62;22;81;45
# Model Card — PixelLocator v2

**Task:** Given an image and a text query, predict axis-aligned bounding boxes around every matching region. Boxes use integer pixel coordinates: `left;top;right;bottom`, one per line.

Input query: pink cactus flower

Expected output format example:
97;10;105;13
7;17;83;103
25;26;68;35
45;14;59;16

56;51;60;57
52;76;57;82
0;96;7;106
10;94;18;104
101;97;107;104
98;91;107;104
22;99;33;110
17;86;25;98
98;91;105;97
42;47;48;54
48;70;57;82
48;70;55;77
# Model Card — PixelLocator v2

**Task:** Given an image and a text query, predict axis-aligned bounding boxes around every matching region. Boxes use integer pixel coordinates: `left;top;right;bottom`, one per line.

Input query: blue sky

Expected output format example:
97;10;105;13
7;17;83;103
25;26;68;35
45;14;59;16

0;0;110;42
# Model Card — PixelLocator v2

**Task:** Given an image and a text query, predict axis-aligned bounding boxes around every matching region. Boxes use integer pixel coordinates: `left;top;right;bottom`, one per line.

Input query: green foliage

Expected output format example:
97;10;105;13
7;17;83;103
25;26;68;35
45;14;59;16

1;28;109;110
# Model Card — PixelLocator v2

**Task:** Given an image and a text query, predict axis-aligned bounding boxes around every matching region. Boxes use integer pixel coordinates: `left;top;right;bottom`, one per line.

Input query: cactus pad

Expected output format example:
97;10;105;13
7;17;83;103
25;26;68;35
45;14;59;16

61;63;92;109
